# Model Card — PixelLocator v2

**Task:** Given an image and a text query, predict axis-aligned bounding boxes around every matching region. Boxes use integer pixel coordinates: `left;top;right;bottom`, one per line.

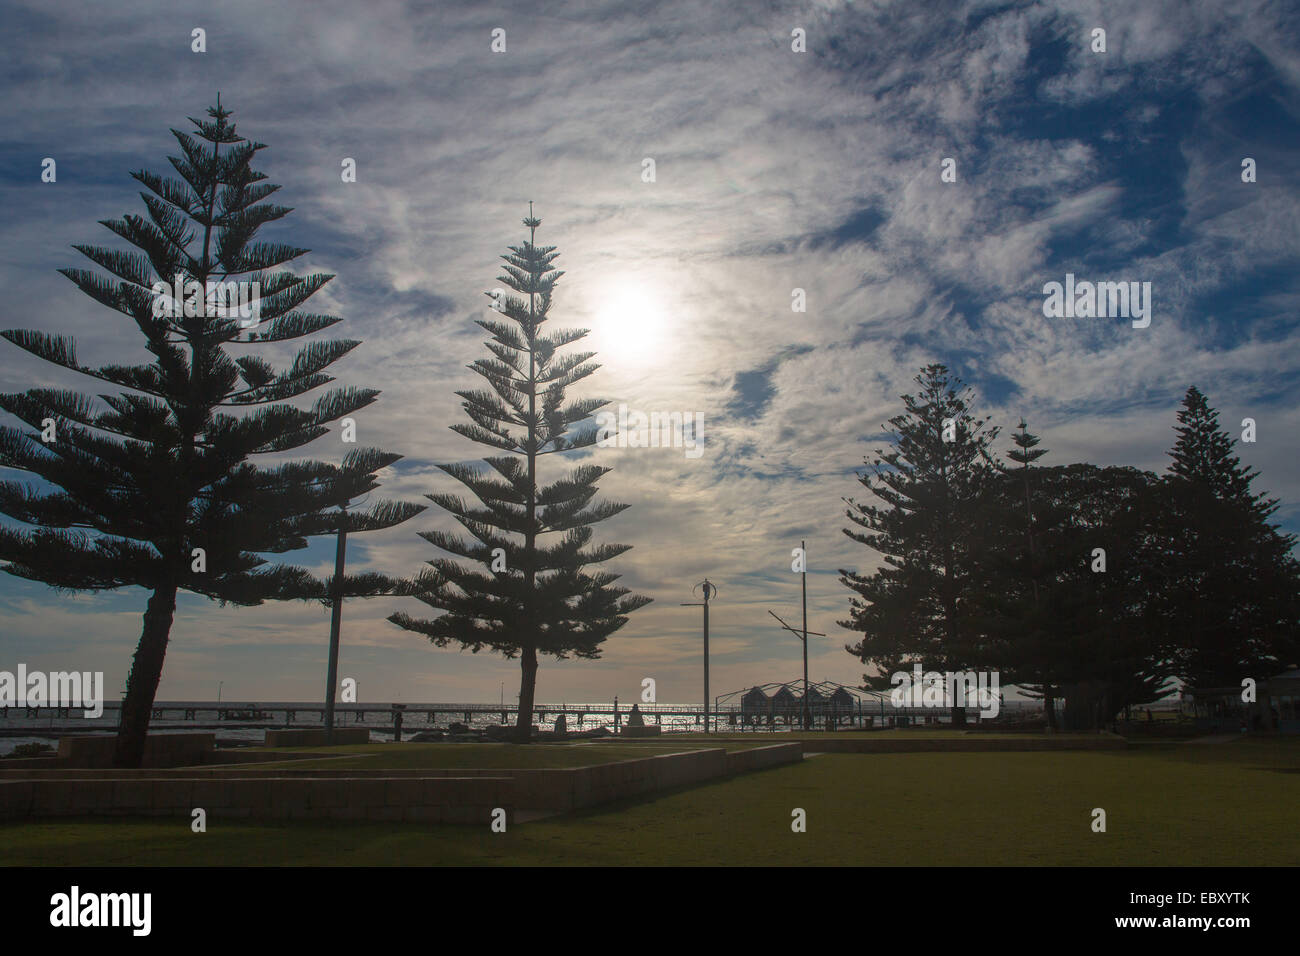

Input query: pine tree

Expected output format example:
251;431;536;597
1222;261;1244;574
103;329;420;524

969;461;1170;730
1028;464;1168;729
0;100;418;766
839;364;1000;725
390;207;651;741
1007;420;1048;577
1159;386;1300;689
1005;420;1056;729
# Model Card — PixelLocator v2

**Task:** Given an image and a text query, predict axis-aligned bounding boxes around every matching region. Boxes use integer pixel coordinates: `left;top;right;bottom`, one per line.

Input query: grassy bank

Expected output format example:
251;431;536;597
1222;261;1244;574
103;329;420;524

4;737;1296;866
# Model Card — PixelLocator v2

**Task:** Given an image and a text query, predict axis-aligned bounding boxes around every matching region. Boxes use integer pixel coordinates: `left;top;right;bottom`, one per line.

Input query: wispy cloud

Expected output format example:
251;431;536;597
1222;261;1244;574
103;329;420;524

1;0;1296;702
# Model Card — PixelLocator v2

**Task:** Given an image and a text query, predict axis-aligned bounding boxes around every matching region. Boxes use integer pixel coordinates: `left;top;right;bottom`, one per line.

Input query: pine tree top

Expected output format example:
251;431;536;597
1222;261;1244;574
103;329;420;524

1167;385;1261;504
523;200;541;230
0;100;422;602
1007;418;1048;466
391;209;650;660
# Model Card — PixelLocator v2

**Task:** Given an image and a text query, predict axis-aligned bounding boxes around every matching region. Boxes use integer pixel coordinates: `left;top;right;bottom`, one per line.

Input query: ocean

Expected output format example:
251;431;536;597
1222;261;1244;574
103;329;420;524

0;698;1055;756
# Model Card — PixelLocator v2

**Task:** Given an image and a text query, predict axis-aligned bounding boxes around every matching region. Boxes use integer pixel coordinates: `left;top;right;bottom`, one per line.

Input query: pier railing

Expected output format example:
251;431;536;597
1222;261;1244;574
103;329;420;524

1;699;1044;735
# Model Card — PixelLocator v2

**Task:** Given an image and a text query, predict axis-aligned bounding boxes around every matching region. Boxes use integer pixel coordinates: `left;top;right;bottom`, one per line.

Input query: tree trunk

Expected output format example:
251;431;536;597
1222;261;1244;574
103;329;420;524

1061;684;1079;731
1061;681;1108;731
1061;682;1088;731
517;226;539;747
113;582;178;768
514;645;538;743
1260;686;1275;731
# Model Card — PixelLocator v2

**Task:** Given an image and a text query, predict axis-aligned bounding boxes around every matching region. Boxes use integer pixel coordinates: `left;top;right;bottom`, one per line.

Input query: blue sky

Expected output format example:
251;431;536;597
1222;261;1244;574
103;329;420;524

1;0;1297;705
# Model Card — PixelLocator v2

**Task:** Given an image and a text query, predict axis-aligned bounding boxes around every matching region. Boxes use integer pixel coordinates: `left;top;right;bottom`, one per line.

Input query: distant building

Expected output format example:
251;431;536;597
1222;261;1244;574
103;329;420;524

770;686;798;717
740;686;769;718
734;681;870;725
829;686;855;713
802;685;826;716
1186;665;1300;733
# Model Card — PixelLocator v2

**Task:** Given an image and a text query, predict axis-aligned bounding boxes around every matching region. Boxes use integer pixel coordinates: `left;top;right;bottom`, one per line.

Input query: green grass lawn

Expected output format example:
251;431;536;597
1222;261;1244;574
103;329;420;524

4;738;1296;866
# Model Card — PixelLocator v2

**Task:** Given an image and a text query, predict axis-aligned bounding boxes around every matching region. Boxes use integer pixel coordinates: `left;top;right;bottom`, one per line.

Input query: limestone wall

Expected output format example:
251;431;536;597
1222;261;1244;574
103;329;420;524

0;775;514;824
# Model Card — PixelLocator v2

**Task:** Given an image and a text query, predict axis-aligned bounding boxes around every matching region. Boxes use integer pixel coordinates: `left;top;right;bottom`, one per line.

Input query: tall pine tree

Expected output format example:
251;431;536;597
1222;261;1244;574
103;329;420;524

1005;420;1056;728
839;364;1000;725
0;100;416;766
390;207;650;741
1158;386;1300;689
968;460;1170;730
1028;464;1167;729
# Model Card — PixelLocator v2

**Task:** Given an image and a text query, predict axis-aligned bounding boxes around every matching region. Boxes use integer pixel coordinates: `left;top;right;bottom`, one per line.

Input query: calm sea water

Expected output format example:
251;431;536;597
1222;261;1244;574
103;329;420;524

0;709;694;755
0;699;1057;756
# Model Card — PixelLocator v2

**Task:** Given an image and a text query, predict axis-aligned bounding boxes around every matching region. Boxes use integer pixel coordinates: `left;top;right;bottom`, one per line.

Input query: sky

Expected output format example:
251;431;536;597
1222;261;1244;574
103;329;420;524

1;0;1298;707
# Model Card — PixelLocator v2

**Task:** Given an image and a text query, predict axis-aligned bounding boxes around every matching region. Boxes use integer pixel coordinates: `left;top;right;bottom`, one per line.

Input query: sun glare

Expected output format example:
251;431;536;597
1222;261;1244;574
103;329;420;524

590;279;671;368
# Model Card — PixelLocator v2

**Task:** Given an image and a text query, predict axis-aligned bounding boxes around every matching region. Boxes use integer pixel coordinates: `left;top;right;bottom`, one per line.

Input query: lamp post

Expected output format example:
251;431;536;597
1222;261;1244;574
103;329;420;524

770;541;823;731
800;539;808;728
681;579;717;733
324;502;348;746
769;611;825;728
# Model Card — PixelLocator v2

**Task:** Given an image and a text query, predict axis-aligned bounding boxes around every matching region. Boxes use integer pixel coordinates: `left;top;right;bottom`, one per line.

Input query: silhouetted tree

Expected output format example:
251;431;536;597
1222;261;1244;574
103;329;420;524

1035;464;1168;729
1005;420;1056;728
840;364;1000;726
0;100;417;766
390;207;650;741
1156;387;1300;690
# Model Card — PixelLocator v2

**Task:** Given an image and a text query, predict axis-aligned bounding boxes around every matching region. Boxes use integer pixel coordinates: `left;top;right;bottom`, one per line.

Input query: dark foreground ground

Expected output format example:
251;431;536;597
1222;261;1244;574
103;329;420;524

2;734;1295;866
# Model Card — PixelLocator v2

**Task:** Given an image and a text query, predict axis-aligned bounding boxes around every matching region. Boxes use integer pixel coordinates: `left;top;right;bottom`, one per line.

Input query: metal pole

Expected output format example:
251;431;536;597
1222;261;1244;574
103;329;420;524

801;539;808;730
703;584;710;734
682;580;717;735
324;507;347;745
767;609;824;729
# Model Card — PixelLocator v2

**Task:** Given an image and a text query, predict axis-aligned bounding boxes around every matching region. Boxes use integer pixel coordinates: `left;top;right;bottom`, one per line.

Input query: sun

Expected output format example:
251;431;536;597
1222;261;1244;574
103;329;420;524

589;278;671;369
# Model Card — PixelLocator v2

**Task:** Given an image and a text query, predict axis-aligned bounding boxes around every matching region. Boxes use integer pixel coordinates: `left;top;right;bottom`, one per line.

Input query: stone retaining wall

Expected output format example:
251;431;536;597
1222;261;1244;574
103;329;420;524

725;742;803;772
0;743;804;822
56;733;217;768
2;737;1130;825
0;775;514;824
0;744;324;771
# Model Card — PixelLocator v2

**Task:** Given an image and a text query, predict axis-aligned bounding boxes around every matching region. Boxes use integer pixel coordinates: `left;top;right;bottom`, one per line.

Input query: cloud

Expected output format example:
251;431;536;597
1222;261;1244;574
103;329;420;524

1;0;1297;702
